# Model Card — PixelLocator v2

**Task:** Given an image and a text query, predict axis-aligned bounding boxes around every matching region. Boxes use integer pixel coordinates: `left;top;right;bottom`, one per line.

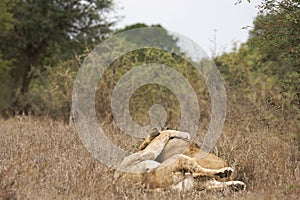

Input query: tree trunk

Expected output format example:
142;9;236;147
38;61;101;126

11;63;32;114
20;64;32;96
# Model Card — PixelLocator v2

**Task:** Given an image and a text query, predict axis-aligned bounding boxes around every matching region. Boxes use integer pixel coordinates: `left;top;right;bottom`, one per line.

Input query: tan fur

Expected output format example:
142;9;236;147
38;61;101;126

115;129;246;191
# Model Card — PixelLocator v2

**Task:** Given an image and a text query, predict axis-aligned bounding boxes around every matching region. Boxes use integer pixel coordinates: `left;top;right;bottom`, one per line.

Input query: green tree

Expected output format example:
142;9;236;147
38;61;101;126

249;0;300;70
248;0;300;107
116;23;180;51
0;0;115;115
0;0;13;74
0;0;15;109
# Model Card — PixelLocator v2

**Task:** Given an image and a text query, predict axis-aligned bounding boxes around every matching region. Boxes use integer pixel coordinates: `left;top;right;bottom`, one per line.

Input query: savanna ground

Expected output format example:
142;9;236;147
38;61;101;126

0;46;299;200
1;93;299;199
1;0;299;199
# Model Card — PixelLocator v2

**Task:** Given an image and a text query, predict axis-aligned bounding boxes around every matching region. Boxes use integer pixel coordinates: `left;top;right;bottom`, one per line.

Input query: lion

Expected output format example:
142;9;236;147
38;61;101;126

114;128;246;191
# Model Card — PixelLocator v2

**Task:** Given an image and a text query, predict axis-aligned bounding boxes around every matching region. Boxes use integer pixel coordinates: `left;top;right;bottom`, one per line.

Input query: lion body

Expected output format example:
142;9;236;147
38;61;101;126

115;129;245;191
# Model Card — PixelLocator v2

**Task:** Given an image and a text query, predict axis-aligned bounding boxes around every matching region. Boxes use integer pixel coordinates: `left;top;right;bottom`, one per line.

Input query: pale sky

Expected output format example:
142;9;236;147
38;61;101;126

113;0;262;56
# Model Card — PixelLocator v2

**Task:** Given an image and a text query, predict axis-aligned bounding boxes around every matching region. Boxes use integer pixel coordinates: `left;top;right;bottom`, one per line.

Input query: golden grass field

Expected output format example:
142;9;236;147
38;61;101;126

0;113;299;199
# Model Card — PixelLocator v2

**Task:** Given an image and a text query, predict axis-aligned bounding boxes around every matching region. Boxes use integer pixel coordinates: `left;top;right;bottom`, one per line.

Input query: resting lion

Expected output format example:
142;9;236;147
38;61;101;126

114;128;246;191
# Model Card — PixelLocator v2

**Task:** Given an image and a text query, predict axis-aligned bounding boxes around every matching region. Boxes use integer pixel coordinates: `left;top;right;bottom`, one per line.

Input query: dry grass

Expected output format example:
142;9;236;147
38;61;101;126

0;115;299;199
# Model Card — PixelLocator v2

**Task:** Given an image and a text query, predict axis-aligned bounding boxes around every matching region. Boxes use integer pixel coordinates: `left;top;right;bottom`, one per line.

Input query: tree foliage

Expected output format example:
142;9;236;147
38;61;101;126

248;0;300;107
0;0;14;73
0;0;15;109
215;0;299;138
0;0;115;114
249;0;300;72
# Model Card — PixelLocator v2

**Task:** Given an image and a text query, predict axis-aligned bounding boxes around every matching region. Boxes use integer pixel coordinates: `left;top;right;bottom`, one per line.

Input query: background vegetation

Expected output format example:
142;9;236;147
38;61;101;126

0;0;299;199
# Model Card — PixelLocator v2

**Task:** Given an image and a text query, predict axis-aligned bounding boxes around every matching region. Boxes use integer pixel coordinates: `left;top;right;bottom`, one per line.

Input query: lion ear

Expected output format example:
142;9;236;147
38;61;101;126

149;128;160;140
137;128;160;151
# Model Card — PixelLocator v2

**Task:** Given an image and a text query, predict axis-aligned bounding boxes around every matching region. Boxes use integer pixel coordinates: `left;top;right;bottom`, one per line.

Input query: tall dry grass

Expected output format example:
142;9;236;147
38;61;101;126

0;114;298;199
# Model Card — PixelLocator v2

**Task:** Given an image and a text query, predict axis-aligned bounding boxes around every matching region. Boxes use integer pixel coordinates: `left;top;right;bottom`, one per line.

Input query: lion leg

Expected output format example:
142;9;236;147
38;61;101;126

153;154;234;180
204;179;246;191
117;151;160;174
117;130;191;177
138;130;191;160
193;166;234;179
144;154;231;189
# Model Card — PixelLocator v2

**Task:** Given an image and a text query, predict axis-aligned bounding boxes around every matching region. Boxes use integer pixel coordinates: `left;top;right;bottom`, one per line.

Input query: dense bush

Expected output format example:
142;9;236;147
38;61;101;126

27;59;79;120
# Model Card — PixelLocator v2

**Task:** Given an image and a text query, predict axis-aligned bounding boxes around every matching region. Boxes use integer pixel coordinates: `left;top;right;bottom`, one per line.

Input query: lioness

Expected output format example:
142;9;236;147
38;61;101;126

115;128;246;191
